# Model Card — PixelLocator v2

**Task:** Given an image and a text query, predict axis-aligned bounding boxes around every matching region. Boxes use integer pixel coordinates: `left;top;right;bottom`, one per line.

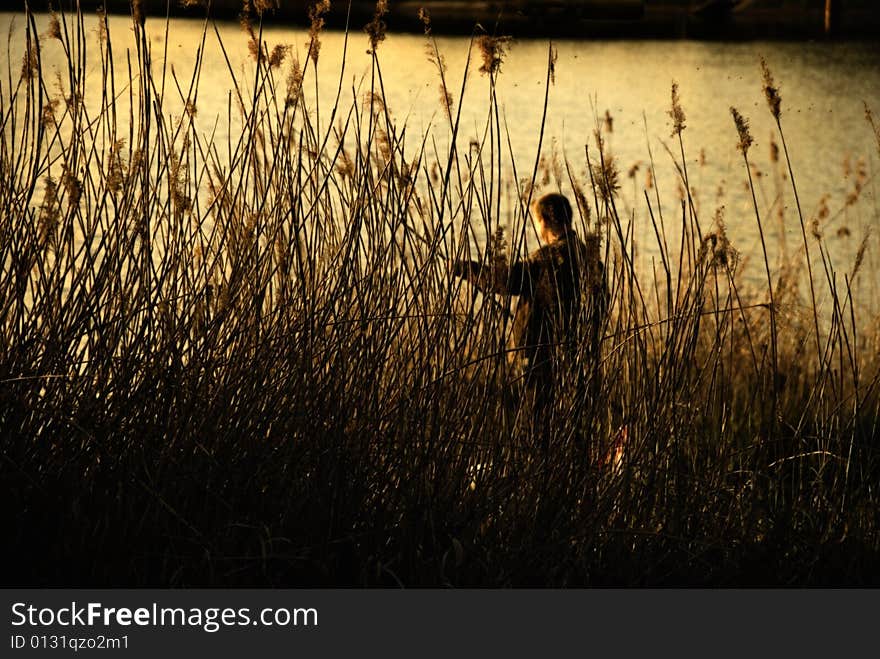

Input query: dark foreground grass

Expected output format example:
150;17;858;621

1;4;879;586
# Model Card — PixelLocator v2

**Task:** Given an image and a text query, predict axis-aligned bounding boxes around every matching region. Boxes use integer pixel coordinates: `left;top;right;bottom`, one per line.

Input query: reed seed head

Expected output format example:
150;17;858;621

247;0;279;16
20;40;38;80
865;102;880;156
239;9;255;38
538;154;550;186
476;35;511;76
592;155;620;204
365;1;388;54
571;177;591;225
418;7;431;34
760;57;782;121
96;9;109;44
336;148;355;178
699;211;739;270
817;194;830;221
132;0;145;26
769;134;779;162
375;126;392;163
62;165;82;207
852;230;870;279
269;44;290;69
439;85;454;117
38;177;60;248
590;131;619;204
669;81;686;137
285;57;303;107
46;12;61;41
730;107;753;155
247;38;264;64
106;139;127;195
168;149;190;219
424;43;446;72
41;98;59;128
550;142;564;188
308;0;331;64
364;91;386;114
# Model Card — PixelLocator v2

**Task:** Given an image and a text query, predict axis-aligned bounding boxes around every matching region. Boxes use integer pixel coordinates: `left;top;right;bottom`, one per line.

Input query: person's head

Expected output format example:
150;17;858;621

534;193;573;242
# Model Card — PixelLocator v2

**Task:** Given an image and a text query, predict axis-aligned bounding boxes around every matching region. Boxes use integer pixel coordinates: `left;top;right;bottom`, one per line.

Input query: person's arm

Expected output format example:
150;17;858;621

452;253;542;296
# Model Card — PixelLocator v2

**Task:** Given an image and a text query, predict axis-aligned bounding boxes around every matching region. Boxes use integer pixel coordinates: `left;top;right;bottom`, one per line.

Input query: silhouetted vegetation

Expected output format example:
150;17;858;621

2;4;879;586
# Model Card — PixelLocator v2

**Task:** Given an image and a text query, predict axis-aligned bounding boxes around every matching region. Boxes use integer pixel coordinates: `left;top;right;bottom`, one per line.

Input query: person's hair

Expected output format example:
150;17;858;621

534;193;573;237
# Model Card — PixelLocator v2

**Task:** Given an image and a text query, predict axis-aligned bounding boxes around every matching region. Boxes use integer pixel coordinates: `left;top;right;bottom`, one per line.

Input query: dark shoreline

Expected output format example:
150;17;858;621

21;1;880;41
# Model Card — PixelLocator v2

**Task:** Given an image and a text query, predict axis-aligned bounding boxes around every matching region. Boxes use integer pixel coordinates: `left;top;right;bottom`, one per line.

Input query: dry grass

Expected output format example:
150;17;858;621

1;5;879;586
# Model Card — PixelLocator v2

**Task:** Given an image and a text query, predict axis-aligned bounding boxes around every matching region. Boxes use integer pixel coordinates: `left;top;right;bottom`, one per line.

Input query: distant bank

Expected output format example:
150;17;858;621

26;1;880;39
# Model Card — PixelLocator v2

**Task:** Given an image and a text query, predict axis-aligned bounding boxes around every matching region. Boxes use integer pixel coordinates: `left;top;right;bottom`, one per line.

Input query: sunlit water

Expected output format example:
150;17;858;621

3;12;879;306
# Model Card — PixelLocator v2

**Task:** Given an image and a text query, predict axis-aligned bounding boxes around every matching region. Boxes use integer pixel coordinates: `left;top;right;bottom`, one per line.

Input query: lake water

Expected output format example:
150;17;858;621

3;12;879;301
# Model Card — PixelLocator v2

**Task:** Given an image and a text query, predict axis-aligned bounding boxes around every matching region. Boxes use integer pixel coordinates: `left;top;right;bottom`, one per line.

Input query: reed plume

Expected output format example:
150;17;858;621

669;81;686;136
20;40;38;80
476;35;512;76
730;107;753;154
593;155;620;205
308;0;331;64
37;177;59;249
418;6;431;34
285;56;303;107
46;12;61;41
866;102;880;156
760;57;782;121
132;0;145;26
269;44;290;69
852;230;870;279
365;0;388;53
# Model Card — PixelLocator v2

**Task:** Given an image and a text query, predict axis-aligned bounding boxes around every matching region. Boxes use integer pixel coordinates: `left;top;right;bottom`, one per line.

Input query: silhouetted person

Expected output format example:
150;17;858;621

452;193;606;440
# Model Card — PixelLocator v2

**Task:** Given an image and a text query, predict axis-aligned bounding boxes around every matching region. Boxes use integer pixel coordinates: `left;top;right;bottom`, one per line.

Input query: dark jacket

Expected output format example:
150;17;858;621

454;232;606;374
